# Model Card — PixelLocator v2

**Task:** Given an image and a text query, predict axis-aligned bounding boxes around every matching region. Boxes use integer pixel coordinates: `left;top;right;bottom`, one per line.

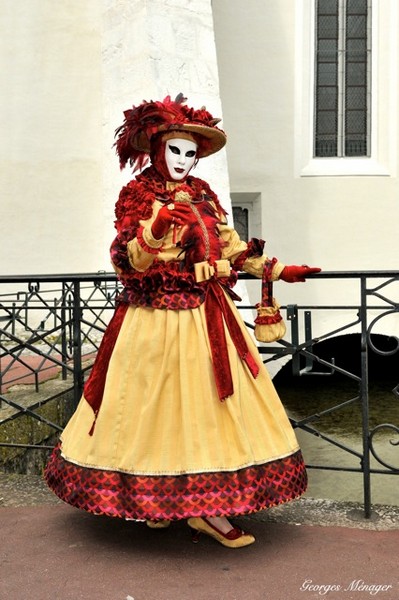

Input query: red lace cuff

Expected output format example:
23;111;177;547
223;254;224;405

136;226;163;255
233;238;265;270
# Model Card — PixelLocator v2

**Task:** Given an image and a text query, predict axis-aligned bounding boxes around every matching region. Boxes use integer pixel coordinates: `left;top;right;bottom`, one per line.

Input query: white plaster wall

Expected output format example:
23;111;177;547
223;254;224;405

1;0;231;275
213;0;399;319
0;0;104;274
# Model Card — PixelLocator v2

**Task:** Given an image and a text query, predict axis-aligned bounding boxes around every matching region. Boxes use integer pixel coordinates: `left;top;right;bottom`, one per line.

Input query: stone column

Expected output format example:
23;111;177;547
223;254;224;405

101;0;232;262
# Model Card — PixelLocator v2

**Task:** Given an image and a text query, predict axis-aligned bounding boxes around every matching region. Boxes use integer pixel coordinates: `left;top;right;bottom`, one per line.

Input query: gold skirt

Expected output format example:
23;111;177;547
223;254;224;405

61;299;300;475
45;293;307;520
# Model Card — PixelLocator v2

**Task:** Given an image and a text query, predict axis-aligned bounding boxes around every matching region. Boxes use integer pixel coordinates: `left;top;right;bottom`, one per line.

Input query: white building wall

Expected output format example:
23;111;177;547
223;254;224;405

1;0;230;274
0;0;104;275
213;0;399;335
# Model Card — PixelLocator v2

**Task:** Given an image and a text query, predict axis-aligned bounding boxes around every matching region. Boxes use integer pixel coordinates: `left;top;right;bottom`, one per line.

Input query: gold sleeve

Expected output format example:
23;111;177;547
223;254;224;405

242;255;285;281
218;223;248;263
127;203;164;272
218;223;285;280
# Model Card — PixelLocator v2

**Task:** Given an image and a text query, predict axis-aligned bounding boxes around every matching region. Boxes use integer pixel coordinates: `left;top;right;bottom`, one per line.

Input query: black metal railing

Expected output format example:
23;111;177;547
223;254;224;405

0;270;398;517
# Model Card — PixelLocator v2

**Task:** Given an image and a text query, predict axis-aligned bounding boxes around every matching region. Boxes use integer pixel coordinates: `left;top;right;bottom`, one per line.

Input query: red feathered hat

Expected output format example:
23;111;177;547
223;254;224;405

114;93;227;171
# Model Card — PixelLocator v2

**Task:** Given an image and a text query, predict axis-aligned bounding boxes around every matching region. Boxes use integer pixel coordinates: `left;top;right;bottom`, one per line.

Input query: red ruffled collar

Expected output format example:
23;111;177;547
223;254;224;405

114;166;226;233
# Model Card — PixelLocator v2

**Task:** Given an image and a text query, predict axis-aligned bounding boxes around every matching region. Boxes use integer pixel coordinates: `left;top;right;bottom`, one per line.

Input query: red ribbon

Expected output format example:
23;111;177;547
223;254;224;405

205;281;259;401
84;302;129;435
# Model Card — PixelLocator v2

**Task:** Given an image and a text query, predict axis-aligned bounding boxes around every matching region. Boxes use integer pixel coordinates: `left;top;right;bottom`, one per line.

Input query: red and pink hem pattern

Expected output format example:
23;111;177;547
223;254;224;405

44;445;307;521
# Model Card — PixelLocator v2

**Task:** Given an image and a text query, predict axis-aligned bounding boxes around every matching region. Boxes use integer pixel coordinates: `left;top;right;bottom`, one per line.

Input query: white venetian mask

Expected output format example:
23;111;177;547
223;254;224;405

165;138;198;181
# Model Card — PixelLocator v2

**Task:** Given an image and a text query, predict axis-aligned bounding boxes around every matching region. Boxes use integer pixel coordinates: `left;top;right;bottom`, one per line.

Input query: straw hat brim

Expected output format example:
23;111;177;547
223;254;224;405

132;123;227;157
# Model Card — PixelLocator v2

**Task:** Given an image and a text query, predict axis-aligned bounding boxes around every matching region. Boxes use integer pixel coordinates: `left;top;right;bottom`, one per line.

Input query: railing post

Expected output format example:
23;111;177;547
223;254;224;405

60;284;68;380
304;310;314;372
72;280;83;410
287;304;300;375
360;275;371;518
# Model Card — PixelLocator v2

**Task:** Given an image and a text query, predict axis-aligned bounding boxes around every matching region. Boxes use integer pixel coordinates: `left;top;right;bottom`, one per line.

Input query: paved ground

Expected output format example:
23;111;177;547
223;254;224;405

1;474;399;600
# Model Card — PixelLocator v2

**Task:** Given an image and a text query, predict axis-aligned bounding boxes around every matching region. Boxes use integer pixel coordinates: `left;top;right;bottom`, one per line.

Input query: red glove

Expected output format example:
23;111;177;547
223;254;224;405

151;203;195;240
280;265;321;283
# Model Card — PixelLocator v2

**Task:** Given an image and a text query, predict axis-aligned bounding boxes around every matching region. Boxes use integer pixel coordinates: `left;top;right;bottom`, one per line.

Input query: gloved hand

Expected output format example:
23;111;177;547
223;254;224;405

151;203;195;240
280;265;321;283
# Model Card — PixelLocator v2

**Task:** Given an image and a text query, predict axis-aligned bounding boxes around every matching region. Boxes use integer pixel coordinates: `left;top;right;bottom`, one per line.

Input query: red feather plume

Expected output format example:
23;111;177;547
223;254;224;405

114;94;188;171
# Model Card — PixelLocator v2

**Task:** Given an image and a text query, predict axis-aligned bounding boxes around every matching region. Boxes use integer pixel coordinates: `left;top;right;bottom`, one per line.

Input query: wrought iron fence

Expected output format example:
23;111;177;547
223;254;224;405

0;270;398;517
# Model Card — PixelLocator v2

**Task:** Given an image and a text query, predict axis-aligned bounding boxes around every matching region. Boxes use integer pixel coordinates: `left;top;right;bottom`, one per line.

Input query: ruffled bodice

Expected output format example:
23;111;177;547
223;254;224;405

110;166;280;310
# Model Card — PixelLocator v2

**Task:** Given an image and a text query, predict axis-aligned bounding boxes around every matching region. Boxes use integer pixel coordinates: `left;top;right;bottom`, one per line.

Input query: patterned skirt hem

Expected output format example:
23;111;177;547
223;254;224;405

44;445;308;521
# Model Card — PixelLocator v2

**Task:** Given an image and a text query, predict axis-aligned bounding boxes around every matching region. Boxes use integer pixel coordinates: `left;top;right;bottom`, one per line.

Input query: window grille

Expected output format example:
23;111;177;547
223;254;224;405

232;207;249;241
314;0;371;157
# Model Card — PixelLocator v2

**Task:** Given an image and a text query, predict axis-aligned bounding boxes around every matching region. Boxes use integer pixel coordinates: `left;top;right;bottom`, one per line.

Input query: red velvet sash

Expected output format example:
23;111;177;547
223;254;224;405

205;281;259;400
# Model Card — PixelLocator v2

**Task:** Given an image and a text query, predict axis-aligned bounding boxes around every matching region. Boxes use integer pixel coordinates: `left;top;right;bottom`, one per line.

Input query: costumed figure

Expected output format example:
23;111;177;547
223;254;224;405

45;94;321;548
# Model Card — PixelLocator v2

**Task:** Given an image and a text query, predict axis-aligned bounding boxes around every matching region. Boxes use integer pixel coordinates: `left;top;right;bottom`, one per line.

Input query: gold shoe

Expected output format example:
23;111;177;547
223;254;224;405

146;519;171;529
187;517;255;548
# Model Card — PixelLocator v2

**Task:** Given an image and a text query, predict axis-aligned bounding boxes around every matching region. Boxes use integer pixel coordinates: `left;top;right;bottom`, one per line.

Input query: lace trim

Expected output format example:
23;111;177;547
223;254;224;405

136;226;163;254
